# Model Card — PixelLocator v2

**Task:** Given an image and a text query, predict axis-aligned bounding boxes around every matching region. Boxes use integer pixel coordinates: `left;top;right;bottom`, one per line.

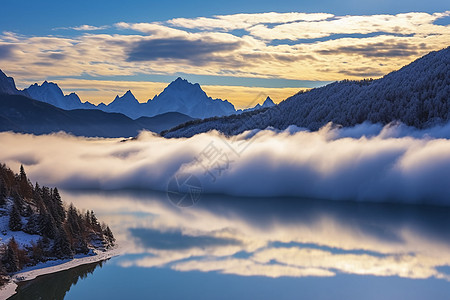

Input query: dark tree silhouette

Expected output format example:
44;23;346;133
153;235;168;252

53;228;73;258
9;203;22;231
3;238;19;273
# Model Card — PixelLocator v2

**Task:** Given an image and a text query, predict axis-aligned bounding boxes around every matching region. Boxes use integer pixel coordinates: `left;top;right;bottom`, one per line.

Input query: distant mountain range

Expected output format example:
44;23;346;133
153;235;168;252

0;71;274;120
0;94;194;137
0;70;276;137
163;47;450;138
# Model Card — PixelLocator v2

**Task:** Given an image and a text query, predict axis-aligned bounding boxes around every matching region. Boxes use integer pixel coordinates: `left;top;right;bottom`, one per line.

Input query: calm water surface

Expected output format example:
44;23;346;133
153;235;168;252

9;190;450;300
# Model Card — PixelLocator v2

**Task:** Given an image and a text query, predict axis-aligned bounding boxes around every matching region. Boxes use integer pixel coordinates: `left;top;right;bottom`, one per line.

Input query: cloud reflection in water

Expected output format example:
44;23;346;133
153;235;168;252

61;190;450;281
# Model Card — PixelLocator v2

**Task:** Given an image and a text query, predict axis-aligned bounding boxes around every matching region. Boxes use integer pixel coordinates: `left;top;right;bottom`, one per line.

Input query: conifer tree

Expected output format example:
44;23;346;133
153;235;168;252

53;228;73;258
17;165;33;199
103;225;115;246
52;187;66;222
30;239;45;263
90;210;101;232
19;165;26;181
0;179;6;206
34;182;41;195
24;204;33;217
67;204;81;237
24;213;39;235
3;238;19;273
0;259;7;283
85;210;91;226
38;212;57;239
9;203;22;231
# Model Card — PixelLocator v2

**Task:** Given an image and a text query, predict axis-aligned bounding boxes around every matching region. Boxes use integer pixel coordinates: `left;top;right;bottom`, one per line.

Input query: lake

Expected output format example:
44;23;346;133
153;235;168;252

8;190;450;300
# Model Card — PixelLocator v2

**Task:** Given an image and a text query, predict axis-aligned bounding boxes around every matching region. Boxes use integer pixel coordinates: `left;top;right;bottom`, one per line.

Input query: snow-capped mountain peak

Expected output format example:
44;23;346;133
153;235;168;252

239;96;276;113
262;96;275;108
112;90;139;104
24;81;89;110
146;78;235;118
158;77;206;99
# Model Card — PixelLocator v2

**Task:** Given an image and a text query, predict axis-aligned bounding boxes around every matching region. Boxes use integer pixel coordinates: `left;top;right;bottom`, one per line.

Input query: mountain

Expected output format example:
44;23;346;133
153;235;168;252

24;81;95;110
163;47;450;138
135;112;194;134
0;69;28;96
0;94;195;137
261;96;275;108
95;78;237;119
15;75;269;119
143;77;236;118
241;96;275;112
100;90;142;118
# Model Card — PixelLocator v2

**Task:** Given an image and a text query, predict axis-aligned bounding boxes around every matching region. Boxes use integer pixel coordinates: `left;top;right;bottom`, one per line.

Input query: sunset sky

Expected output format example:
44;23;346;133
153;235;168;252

0;0;448;108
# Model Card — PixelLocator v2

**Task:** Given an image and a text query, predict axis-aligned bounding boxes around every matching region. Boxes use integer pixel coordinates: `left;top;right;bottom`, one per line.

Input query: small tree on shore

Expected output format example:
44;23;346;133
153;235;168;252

103;225;115;246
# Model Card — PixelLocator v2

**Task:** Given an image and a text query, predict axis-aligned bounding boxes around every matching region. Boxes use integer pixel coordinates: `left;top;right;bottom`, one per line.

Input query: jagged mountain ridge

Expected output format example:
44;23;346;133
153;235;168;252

96;78;238;119
0;74;270;119
163;47;450;138
143;77;236;119
97;90;142;119
26;81;96;110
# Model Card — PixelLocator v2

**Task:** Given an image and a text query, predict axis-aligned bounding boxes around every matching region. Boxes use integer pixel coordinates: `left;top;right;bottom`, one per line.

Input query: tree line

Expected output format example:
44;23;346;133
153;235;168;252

0;163;115;282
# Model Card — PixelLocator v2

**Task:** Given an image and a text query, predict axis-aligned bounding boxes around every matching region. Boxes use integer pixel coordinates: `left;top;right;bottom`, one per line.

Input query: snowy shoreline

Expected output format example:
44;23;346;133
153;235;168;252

0;246;121;299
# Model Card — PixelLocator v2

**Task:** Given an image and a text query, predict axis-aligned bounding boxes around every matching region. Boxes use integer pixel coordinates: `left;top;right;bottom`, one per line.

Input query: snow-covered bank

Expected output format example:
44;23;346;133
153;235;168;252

0;246;121;299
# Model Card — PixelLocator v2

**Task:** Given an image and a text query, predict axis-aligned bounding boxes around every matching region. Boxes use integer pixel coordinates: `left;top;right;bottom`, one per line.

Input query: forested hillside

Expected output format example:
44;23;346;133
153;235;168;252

164;47;449;138
0;164;114;285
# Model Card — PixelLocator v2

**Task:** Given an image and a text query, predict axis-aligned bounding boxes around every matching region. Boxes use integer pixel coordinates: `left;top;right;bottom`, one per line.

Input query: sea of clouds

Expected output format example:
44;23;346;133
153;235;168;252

1;121;450;205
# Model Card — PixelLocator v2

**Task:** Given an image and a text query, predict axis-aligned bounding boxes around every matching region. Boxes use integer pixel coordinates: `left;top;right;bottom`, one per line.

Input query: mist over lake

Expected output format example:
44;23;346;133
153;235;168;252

2;121;450;205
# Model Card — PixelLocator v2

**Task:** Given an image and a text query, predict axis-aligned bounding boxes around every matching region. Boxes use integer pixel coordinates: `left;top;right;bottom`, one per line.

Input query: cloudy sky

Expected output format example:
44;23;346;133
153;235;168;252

0;0;449;107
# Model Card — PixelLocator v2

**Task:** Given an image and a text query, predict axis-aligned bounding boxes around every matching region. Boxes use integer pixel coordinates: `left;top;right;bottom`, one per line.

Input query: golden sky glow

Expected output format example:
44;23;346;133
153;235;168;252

50;78;302;108
1;11;449;106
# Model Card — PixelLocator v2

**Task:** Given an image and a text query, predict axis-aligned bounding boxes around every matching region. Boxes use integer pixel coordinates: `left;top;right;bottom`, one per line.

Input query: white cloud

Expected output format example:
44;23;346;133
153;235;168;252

54;25;110;31
72;25;109;31
0;11;449;103
2;122;450;204
247;12;450;41
167;12;335;31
